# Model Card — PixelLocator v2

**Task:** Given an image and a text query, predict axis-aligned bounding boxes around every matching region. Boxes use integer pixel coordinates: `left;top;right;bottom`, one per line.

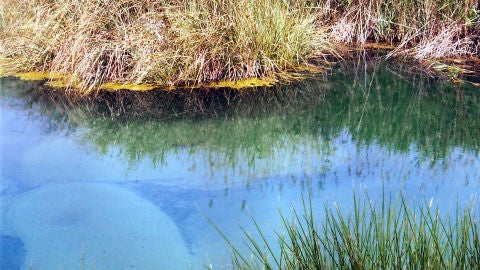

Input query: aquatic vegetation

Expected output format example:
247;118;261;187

214;190;480;269
11;72;65;81
201;77;279;90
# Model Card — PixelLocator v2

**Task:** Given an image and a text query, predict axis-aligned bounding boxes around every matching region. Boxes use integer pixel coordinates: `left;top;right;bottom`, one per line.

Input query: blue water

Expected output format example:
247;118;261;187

1;60;479;269
1;235;26;270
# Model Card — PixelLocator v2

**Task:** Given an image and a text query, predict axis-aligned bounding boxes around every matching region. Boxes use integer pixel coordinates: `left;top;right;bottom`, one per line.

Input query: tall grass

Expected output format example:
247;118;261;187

0;0;479;92
215;191;480;269
326;0;479;52
0;0;331;92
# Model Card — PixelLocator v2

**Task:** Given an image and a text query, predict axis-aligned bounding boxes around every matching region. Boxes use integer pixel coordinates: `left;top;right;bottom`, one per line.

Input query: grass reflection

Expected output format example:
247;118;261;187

327;57;480;163
1;56;479;174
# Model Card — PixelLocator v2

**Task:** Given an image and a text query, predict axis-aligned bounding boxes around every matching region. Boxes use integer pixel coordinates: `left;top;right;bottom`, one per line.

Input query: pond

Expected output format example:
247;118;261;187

1;55;479;269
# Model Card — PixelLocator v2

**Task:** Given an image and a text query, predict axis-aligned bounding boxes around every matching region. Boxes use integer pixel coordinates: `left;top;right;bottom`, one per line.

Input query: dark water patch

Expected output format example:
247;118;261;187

128;183;210;254
0;235;26;270
127;173;324;253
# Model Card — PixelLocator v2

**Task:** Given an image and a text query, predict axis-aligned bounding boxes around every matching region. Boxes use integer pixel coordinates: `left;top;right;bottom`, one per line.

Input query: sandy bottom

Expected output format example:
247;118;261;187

7;182;191;270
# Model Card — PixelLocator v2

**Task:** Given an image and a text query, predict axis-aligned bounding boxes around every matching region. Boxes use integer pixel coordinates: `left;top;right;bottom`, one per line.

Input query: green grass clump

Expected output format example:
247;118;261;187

216;191;480;269
0;0;331;92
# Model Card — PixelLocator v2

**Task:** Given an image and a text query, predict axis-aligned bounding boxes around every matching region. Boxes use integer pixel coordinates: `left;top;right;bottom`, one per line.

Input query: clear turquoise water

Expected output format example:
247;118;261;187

1;58;479;269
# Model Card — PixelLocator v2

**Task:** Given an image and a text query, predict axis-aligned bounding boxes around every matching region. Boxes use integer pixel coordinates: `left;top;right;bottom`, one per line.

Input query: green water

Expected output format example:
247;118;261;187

1;56;479;269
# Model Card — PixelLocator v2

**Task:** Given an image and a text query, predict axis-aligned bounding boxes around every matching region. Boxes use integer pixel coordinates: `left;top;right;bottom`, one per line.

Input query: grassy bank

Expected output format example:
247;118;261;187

214;191;480;269
0;0;479;92
0;0;331;92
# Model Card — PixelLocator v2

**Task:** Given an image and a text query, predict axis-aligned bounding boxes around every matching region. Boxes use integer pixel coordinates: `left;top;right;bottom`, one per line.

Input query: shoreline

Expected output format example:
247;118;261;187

1;0;479;92
3;49;479;92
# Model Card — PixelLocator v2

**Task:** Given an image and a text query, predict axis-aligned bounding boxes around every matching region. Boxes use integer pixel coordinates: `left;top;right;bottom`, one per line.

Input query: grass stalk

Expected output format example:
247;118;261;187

1;0;478;92
217;189;480;269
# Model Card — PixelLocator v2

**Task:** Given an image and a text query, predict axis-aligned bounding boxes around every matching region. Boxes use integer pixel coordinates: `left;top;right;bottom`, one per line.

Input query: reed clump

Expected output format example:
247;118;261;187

323;0;479;58
0;0;330;92
217;191;480;269
0;0;479;92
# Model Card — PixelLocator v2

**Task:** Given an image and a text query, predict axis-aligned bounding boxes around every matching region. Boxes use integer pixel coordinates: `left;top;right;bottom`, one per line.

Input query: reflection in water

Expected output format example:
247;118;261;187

3;57;478;172
1;55;479;269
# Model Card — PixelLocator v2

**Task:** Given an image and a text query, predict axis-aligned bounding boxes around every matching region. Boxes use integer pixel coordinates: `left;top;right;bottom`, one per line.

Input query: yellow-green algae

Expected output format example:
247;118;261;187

0;69;65;81
204;77;278;89
13;71;66;81
47;79;160;92
4;70;285;91
98;82;158;91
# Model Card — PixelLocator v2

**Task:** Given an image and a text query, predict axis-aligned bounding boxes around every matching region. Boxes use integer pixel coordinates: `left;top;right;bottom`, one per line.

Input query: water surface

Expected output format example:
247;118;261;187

1;57;479;269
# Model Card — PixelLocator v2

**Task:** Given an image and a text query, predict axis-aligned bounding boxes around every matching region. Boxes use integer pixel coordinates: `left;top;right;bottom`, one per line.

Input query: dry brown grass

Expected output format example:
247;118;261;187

405;23;477;59
325;0;479;61
0;0;332;92
0;0;479;92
